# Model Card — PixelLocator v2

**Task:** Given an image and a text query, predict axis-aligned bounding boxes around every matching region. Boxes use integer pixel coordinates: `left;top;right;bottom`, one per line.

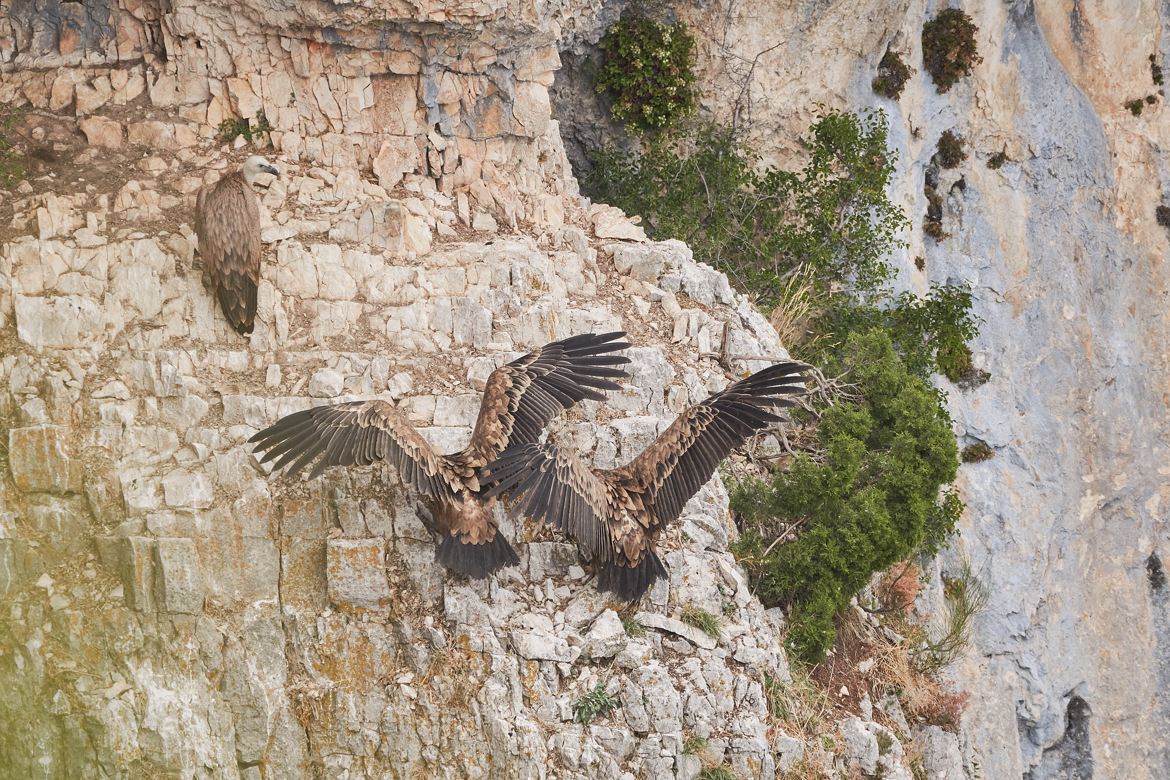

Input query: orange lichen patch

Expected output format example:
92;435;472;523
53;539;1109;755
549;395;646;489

7;425;83;494
308;622;399;692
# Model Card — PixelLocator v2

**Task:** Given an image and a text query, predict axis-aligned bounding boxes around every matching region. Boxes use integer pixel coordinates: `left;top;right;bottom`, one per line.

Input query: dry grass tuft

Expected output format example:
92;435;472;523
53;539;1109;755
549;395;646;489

768;264;821;350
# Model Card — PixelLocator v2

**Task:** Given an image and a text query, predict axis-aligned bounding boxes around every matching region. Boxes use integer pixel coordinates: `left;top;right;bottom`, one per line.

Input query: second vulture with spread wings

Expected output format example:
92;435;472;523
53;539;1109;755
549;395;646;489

249;332;631;578
483;361;807;601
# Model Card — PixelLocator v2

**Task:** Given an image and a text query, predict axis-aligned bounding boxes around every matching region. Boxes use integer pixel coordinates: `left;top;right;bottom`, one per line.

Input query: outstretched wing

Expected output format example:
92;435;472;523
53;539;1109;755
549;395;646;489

458;332;631;468
481;442;615;561
197;174;260;335
248;400;459;500
608;361;807;528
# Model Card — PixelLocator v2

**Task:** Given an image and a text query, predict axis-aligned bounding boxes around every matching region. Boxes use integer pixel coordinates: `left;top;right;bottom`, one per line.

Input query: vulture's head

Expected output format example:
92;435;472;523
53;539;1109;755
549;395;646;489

242;155;280;184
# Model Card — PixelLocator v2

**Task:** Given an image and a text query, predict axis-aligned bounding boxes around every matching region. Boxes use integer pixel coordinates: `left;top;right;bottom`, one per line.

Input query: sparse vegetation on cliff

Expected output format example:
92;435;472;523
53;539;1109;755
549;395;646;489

922;9;981;93
935;130;967;169
596;16;697;133
873;49;912;99
731;330;961;662
585;110;977;662
217;111;273;143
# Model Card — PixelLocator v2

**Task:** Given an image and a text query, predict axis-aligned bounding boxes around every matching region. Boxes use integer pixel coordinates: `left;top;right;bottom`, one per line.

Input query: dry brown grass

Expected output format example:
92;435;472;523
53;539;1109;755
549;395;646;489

768;264;821;350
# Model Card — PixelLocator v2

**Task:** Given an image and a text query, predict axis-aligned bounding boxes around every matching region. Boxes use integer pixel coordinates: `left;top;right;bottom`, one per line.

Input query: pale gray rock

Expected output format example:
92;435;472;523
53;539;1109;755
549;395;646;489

583;609;627;659
154;537;204;614
636;613;717;651
325;538;391;609
307;368;344;398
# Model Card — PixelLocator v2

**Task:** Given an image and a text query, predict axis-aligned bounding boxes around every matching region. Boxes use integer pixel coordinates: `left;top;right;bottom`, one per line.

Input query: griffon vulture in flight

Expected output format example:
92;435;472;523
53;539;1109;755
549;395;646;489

248;333;632;578
195;155;279;335
482;361;807;600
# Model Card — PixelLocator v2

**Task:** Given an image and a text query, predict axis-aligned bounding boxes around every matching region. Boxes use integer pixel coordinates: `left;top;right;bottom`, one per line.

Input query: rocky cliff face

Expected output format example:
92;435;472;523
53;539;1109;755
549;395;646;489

0;1;937;778
553;0;1170;777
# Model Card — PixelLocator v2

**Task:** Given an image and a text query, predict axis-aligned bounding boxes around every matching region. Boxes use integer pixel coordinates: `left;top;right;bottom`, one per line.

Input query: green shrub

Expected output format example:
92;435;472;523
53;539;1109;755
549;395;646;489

935;130;966;168
697;767;739;780
922;9;980;93
961;442;994;463
1125;98;1144;116
620;611;646;638
873;50;912;99
218;111;273;143
1152;54;1164;86
573;683;617;724
986;150;1008;169
584;110;907;306
681;605;722;640
912;559;988;673
731;330;960;663
596;17;696;133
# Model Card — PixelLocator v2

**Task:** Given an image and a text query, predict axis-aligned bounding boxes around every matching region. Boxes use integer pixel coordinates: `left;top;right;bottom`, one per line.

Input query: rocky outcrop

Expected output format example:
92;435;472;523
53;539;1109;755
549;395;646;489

0;2;933;774
551;0;1170;777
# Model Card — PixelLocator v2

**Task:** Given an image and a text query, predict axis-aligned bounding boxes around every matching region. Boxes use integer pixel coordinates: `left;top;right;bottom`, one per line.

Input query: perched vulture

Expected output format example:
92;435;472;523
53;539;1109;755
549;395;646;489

195;155;279;335
483;361;808;601
248;332;632;578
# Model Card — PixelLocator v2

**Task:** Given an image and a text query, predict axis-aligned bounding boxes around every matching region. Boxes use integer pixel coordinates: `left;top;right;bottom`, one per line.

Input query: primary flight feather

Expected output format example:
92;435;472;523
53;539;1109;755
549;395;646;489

249;332;632;578
482;361;808;600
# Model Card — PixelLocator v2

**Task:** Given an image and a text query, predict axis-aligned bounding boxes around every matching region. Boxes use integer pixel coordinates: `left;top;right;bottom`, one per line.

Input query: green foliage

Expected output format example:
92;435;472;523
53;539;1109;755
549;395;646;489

935;130;966;168
697;767;740;780
921;486;963;557
0;106;26;188
1152;54;1164;86
961;441;994;463
218;111;274;143
584;110;907;306
620;611;646;638
922;9;981;93
573;683;617;724
912;559;989;673
681;605;723;640
683;735;709;755
872;50;912;99
1125;98;1145;116
986;150;1009;169
731;330;961;663
596;17;696;133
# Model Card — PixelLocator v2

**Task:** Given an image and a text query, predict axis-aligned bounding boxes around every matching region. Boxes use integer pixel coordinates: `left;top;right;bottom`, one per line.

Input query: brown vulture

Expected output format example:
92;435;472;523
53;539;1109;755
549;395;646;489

482;361;807;600
248;332;632;578
195;155;279;335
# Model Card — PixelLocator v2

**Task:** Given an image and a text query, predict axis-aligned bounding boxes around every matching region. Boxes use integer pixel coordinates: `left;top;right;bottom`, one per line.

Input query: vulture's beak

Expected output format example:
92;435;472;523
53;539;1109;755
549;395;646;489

262;164;280;177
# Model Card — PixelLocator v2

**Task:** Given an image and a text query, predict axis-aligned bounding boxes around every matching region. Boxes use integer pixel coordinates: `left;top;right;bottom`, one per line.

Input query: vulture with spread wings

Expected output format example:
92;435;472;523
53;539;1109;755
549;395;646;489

482;361;807;600
249;332;631;578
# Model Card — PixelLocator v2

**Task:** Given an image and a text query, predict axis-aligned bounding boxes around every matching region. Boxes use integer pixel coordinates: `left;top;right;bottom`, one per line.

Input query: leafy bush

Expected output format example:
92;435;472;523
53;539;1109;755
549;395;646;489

1125;98;1145;116
584;110;907;306
596;17;697;133
986;150;1008;169
935;130;966;168
573;683;617;724
961;441;994;463
218;111;274;143
732;330;961;663
1152;54;1164;86
873;49;912;99
922;9;980;93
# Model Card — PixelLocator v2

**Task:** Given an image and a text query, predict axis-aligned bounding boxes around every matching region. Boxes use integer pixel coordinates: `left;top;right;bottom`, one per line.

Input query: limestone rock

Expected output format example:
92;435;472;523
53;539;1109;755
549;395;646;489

79;116;124;149
326;538;390;609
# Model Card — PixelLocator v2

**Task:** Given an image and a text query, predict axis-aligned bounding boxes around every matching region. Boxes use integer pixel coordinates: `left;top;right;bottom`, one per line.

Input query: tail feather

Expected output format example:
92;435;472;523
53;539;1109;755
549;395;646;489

435;532;520;579
217;269;257;335
596;549;668;602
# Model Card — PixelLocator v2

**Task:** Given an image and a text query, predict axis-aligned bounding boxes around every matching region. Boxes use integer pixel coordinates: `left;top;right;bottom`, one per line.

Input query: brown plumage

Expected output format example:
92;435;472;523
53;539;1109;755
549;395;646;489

482;361;808;600
248;332;632;578
195;155;278;335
